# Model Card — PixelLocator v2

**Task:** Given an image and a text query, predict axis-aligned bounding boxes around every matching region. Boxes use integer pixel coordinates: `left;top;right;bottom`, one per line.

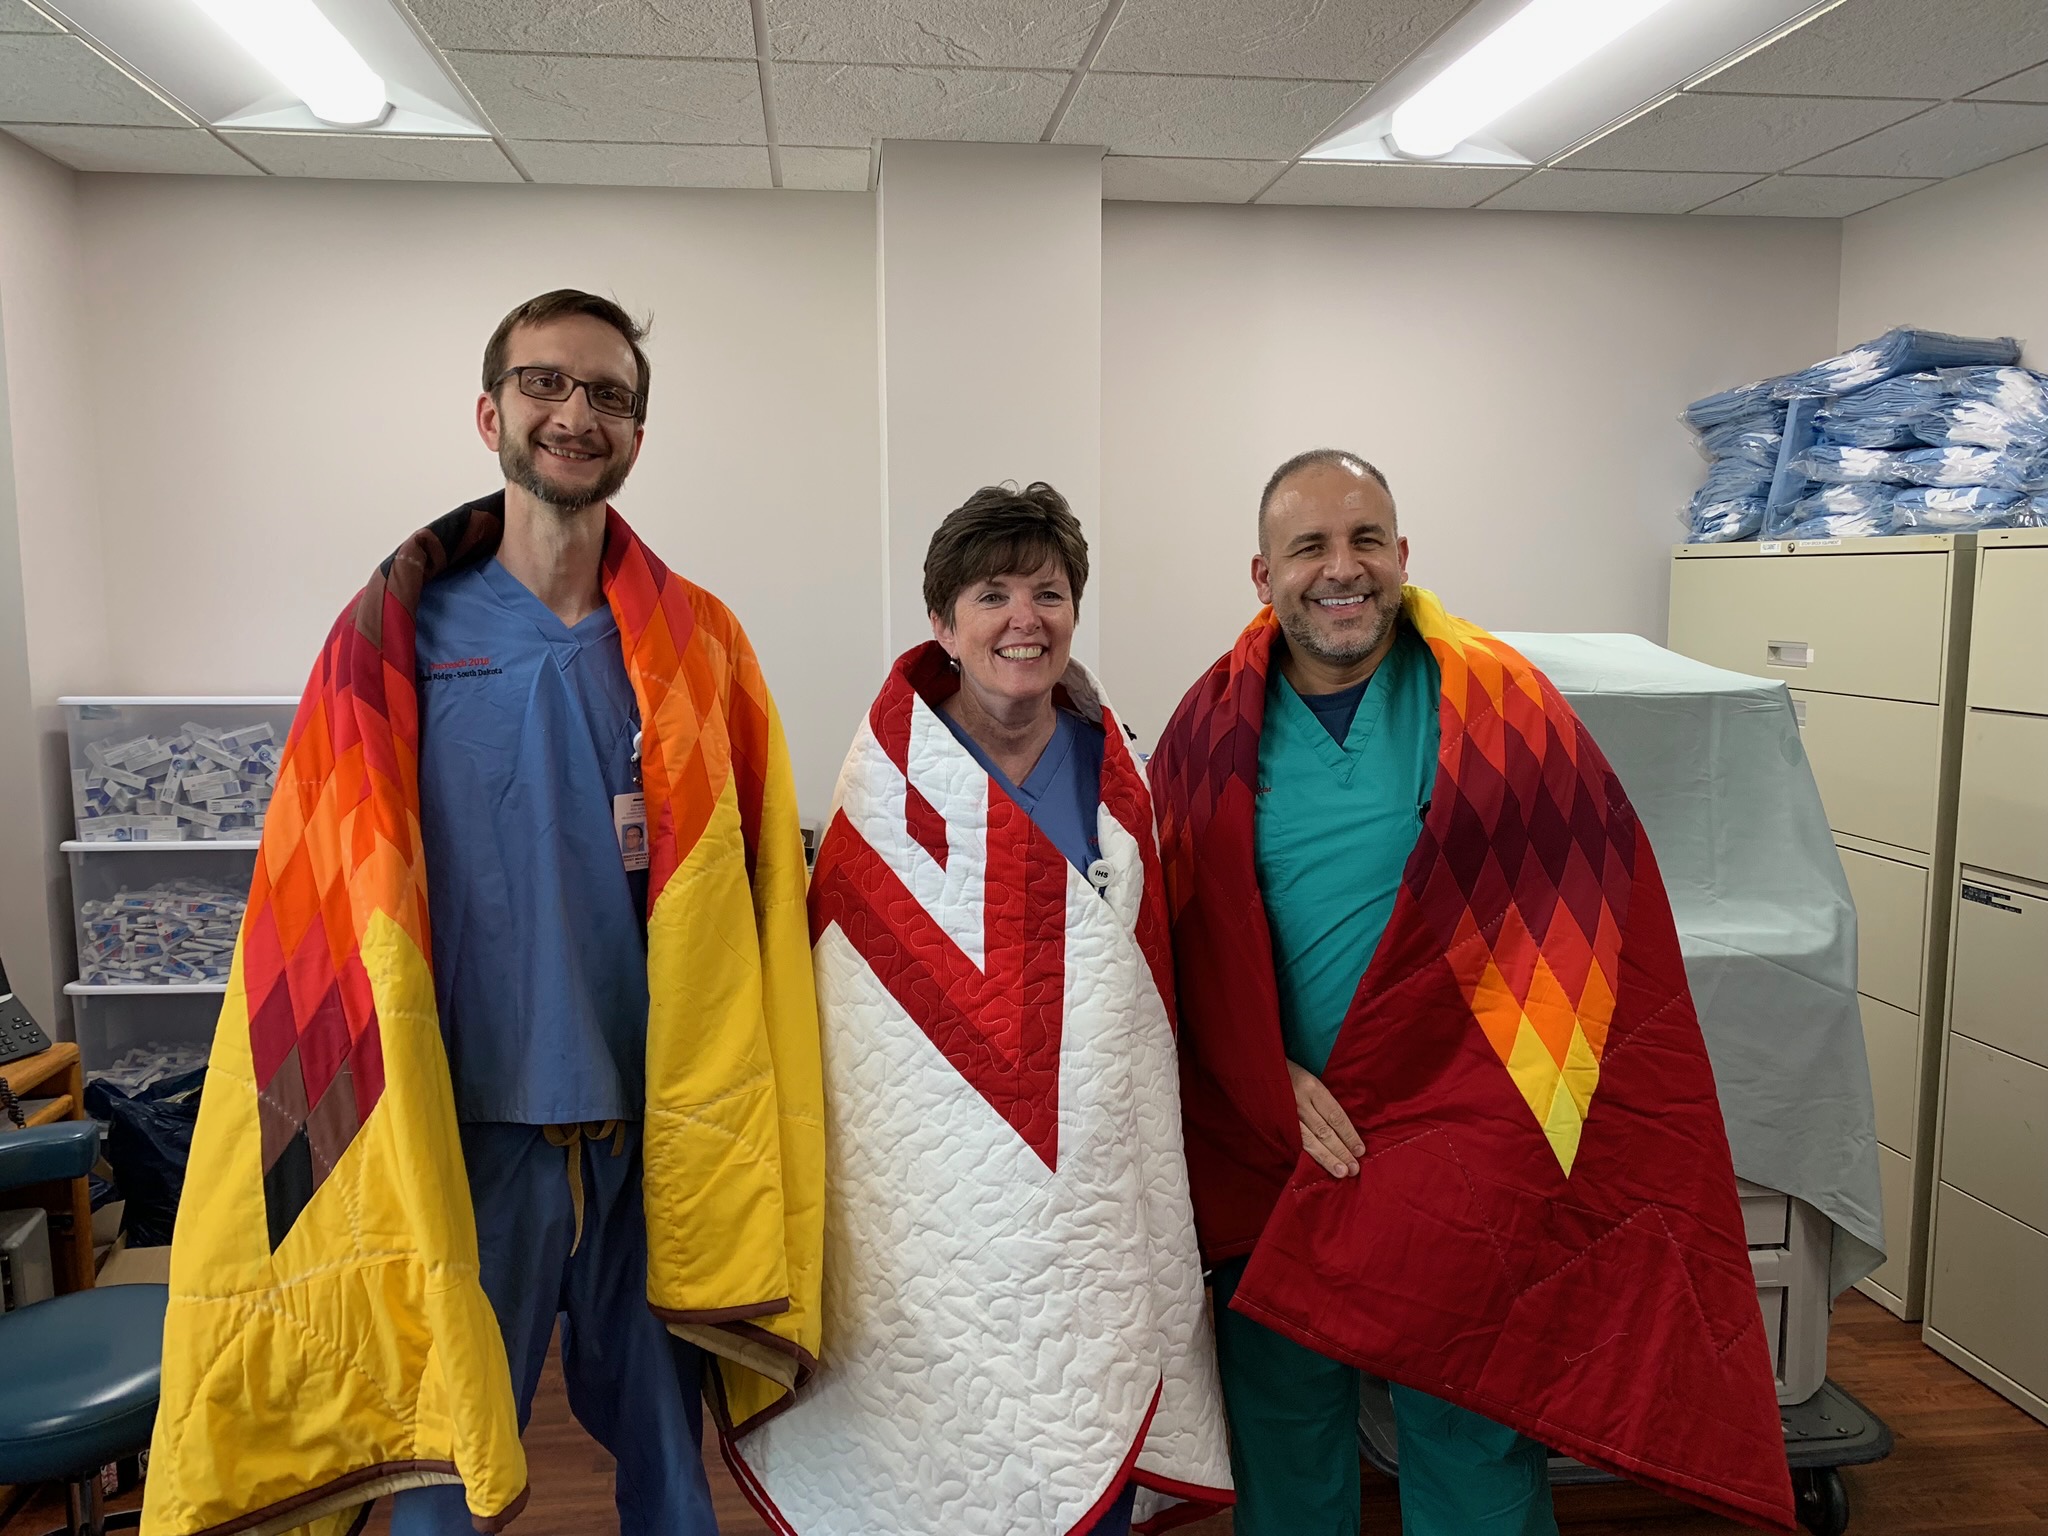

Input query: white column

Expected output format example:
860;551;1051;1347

876;139;1104;669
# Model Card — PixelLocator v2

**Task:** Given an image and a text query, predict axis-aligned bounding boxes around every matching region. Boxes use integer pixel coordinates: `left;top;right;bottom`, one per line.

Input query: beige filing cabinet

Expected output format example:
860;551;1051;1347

1669;535;1976;1319
1924;527;2048;1426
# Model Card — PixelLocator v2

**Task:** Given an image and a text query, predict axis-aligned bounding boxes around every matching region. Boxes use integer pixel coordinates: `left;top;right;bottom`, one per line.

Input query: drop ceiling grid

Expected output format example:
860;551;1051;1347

3;0;2048;214
0;14;280;178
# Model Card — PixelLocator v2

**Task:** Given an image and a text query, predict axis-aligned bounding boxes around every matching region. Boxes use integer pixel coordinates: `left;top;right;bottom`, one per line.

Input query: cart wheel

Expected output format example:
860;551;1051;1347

1794;1467;1849;1536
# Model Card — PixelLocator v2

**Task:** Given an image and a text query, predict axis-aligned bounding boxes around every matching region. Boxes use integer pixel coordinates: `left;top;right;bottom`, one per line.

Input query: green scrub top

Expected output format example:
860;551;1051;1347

1254;621;1441;1076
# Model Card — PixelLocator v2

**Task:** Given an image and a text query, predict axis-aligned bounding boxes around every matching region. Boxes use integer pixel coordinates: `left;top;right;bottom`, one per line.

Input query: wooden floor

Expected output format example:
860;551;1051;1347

9;1292;2044;1534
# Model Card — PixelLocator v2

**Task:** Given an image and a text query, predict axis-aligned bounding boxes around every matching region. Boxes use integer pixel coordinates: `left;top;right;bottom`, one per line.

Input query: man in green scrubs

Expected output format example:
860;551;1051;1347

1210;449;1558;1536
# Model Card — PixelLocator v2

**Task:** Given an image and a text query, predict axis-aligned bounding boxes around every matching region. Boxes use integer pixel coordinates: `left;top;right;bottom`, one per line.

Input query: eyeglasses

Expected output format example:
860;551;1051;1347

492;366;644;420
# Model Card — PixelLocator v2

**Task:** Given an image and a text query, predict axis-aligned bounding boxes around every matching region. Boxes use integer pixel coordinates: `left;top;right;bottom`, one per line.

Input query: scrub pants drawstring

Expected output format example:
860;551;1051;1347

542;1119;627;1253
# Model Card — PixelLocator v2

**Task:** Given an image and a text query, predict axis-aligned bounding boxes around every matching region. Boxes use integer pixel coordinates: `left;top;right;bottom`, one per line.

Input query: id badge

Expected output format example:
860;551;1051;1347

613;792;649;871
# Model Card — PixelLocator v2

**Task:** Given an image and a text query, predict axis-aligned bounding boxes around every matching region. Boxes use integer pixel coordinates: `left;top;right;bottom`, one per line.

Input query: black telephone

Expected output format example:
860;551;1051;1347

0;957;54;1069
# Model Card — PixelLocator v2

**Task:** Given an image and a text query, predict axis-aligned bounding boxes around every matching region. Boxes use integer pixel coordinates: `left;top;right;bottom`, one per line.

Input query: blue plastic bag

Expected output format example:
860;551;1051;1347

1822;371;1946;422
1762;396;1824;537
1686;497;1765;543
1793;445;1907;484
1684;379;1778;432
1699;458;1774;502
1697;409;1786;457
1774;509;1890;542
1774;328;2020;399
1893;486;2028;531
1916;396;2048;452
1898;445;2031;489
1816;415;1922;449
1792;483;1895;519
1704;428;1784;471
1943;365;2048;415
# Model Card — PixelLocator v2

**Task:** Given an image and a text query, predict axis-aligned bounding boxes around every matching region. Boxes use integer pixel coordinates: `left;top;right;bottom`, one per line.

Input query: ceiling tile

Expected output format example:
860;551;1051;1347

1480;168;1760;214
1795;100;2048;178
405;0;753;57
1562;92;1927;173
0;0;58;34
0;34;189;127
1102;155;1281;201
1055;73;1361;159
222;132;521;181
511;140;769;186
1699;0;2048;101
1971;61;2048;102
1093;0;1464;80
774;63;1066;147
446;54;765;143
780;145;872;190
1259;161;1523;208
767;0;1108;70
2;124;258;174
1695;173;1935;217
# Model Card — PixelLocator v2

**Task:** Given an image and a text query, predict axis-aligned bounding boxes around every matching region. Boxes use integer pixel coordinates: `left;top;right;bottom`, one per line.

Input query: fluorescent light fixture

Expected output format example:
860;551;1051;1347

190;0;388;126
1389;0;1683;159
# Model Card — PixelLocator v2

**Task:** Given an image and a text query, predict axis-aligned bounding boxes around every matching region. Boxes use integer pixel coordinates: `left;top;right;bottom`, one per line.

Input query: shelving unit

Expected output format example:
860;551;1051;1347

59;697;290;1074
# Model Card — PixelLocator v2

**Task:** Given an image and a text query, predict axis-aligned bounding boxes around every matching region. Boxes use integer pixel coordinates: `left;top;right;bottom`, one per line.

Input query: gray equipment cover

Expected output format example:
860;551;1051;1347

1499;631;1885;1295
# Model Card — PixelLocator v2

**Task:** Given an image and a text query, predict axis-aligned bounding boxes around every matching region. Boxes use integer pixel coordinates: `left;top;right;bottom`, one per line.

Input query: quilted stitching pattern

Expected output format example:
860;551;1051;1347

730;644;1231;1535
246;500;750;1250
1417;621;1629;1177
1151;590;1795;1531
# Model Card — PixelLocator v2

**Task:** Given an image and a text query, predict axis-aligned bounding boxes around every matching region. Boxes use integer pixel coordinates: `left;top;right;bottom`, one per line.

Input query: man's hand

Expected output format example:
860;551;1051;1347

1288;1060;1364;1178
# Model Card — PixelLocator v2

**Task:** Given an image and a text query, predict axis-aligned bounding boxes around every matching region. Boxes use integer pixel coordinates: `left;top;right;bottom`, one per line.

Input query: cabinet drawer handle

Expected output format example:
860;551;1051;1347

1768;640;1812;668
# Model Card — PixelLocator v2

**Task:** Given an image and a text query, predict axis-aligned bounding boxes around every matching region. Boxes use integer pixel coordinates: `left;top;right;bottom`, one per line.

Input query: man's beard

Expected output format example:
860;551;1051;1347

501;432;632;512
1277;589;1395;670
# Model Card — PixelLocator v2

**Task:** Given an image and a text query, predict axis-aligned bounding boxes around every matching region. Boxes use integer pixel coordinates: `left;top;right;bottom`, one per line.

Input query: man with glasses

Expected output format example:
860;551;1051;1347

379;289;730;1535
147;285;826;1535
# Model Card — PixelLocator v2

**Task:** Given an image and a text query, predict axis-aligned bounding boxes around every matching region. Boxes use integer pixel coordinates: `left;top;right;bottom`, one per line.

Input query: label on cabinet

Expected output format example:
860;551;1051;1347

1961;882;2023;913
1951;871;2048;1070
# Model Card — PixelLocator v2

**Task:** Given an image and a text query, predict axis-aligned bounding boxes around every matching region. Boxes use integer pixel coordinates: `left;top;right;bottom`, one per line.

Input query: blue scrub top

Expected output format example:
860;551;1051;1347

1254;623;1440;1075
414;559;650;1125
938;704;1105;878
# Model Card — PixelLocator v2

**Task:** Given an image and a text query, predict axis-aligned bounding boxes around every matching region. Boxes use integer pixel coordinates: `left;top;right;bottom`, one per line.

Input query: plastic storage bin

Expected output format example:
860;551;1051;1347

60;696;283;1075
65;990;224;1078
67;844;256;988
62;696;295;843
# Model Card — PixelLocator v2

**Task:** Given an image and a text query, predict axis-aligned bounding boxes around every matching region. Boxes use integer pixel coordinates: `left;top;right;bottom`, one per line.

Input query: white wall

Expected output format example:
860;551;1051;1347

877;141;1105;667
1099;202;1844;743
0;135;110;1023
74;174;882;817
1840;145;2048;364
2;157;1867;1009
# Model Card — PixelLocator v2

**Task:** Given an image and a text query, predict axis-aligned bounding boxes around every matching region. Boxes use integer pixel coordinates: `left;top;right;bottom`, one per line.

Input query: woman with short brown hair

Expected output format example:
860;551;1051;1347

721;482;1233;1536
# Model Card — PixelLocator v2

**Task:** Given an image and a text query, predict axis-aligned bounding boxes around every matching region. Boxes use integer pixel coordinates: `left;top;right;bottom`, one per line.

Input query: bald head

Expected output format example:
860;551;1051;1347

1251;448;1409;691
1257;449;1392;553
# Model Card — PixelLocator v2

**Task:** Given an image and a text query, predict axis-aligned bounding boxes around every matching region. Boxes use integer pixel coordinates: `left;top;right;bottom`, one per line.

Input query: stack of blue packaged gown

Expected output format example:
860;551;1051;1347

1774;327;2021;397
1681;384;1783;543
1682;329;2048;542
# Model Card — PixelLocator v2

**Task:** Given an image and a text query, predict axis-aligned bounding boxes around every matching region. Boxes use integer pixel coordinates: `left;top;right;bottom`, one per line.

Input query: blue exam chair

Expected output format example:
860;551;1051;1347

0;1120;165;1535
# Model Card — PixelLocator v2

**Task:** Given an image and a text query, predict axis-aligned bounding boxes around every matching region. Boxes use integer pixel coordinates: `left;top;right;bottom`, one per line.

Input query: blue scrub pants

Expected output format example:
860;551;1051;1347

1081;1481;1138;1536
389;1122;718;1536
